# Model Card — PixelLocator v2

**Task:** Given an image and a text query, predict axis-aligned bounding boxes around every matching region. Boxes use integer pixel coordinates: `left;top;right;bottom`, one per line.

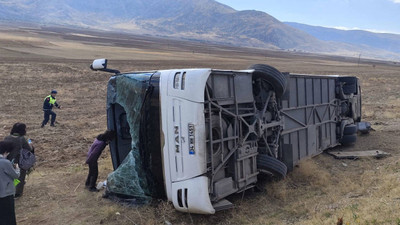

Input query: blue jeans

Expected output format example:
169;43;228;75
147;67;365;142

42;110;56;126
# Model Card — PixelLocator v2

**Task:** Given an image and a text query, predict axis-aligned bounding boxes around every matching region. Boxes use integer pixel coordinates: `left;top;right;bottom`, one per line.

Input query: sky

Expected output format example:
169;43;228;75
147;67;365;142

216;0;400;34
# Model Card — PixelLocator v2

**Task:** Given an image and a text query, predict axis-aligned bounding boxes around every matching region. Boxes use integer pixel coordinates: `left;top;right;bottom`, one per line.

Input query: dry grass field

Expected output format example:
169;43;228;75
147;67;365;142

1;25;400;225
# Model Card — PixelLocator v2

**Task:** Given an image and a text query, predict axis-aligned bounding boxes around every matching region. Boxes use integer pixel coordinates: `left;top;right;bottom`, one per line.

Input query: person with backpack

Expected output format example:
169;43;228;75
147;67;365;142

85;130;115;192
0;141;20;225
4;123;34;198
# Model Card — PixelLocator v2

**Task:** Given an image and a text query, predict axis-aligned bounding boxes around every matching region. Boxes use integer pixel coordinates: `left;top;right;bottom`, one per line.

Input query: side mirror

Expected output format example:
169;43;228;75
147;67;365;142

90;59;107;70
90;59;120;74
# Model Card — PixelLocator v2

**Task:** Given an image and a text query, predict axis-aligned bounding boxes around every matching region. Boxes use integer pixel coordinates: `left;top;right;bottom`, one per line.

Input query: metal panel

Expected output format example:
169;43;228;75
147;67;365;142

289;78;297;108
298;129;308;159
212;75;233;100
306;78;314;105
330;123;336;146
329;79;335;101
281;75;340;169
297;78;306;107
322;79;329;103
234;73;255;104
313;79;322;104
307;125;317;156
282;99;289;109
290;132;299;161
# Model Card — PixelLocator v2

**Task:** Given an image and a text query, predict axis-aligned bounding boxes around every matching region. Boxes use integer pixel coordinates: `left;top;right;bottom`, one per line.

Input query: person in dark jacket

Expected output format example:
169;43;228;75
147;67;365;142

85;130;115;192
41;89;62;128
4;123;34;197
0;141;20;225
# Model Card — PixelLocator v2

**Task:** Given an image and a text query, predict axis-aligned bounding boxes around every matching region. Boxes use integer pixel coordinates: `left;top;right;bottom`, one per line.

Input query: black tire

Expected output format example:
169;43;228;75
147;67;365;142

257;154;287;179
340;134;357;146
343;124;357;135
248;64;287;98
339;77;357;95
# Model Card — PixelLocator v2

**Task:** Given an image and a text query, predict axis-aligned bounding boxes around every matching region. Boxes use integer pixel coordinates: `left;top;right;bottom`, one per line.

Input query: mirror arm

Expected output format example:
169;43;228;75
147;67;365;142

90;64;120;74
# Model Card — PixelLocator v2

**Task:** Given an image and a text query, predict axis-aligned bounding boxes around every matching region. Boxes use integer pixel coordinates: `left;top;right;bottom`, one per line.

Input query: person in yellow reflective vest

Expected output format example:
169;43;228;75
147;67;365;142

41;90;62;128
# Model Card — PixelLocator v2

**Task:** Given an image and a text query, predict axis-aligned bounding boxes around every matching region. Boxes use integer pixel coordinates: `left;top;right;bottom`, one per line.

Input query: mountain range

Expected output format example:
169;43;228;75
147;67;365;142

1;0;399;60
285;22;400;56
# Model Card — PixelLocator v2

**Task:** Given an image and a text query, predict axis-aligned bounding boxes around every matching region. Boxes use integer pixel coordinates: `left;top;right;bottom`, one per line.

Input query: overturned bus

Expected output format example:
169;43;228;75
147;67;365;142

90;59;368;214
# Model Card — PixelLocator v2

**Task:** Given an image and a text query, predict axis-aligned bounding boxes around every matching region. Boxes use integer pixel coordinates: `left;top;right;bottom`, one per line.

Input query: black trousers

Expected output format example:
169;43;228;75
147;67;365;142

42;110;56;126
0;195;17;225
15;168;26;196
85;162;98;188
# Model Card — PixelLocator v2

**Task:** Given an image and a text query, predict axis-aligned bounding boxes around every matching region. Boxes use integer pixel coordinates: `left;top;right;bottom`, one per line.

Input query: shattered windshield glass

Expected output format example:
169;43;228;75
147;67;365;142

106;73;156;202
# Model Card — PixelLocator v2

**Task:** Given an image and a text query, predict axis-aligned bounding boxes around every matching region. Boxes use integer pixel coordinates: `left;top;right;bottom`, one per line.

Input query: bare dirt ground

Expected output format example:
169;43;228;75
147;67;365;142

1;25;400;225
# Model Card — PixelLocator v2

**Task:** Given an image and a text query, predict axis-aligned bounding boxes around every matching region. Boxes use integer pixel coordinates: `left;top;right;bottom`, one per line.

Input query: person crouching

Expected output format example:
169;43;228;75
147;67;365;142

85;130;115;192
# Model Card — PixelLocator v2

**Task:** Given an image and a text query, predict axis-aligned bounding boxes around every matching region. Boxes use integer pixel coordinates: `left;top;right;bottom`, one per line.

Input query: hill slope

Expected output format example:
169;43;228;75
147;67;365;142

285;22;400;54
1;0;399;60
0;0;325;49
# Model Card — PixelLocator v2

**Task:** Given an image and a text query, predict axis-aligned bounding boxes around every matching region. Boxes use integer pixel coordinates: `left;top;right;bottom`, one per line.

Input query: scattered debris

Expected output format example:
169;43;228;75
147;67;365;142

347;192;363;198
212;199;234;211
341;163;348;167
329;150;390;159
96;180;107;190
357;121;373;134
74;183;80;192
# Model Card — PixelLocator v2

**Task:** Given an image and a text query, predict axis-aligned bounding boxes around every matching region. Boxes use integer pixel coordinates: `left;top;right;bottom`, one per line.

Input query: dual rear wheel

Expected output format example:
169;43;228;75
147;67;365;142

249;64;288;179
340;124;358;146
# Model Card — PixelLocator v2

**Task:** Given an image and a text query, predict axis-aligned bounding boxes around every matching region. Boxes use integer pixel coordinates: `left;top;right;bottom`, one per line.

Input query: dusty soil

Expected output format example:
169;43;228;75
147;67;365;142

0;25;400;224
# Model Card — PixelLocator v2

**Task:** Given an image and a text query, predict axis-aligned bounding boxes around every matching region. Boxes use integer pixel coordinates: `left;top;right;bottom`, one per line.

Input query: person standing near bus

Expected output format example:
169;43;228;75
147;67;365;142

85;130;115;192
